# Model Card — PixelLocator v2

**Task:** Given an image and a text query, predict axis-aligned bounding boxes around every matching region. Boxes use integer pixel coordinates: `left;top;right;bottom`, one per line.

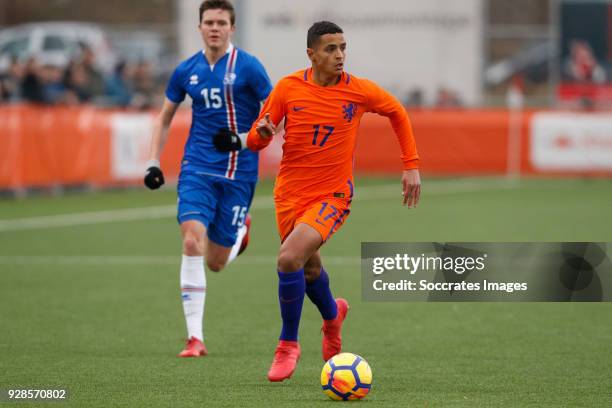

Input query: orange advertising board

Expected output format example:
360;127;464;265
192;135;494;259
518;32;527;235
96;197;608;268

0;106;609;191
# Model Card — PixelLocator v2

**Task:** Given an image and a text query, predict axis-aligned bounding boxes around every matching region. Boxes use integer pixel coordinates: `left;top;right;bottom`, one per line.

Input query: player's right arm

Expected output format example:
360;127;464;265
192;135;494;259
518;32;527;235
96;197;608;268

144;98;180;189
246;79;287;151
144;63;187;190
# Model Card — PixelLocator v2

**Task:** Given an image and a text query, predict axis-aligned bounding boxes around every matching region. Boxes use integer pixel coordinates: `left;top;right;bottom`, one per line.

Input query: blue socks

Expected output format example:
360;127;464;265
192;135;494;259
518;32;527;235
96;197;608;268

305;268;338;321
278;267;338;341
278;269;305;341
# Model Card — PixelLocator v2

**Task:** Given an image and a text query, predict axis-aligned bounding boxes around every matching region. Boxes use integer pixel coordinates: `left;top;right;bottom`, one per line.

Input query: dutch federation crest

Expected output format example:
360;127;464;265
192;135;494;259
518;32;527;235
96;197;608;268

343;103;357;123
223;72;237;85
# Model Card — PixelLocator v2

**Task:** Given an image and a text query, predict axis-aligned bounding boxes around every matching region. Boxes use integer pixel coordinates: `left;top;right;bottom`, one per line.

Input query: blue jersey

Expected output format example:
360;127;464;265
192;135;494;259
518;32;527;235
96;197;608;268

166;45;272;181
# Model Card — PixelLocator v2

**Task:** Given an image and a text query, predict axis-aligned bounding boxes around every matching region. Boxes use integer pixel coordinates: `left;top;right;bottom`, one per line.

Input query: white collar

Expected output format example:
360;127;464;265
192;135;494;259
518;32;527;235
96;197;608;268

203;43;234;71
202;42;234;56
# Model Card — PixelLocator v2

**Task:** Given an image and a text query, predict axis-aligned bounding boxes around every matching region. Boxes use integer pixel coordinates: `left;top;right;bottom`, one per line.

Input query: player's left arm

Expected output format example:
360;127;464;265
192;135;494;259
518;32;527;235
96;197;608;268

365;80;421;207
213;56;274;152
246;78;287;151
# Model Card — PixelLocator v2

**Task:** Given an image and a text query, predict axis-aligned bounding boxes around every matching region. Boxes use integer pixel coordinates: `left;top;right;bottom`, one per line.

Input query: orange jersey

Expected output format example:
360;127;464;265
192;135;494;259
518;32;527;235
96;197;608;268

247;68;419;203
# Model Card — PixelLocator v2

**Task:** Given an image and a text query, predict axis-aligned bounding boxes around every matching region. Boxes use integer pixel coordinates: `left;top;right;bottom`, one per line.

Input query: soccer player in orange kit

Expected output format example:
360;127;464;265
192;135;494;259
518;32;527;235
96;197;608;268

216;21;420;382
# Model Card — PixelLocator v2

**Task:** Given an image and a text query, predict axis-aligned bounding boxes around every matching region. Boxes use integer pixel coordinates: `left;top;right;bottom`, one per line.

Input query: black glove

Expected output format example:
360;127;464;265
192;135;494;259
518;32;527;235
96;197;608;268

213;128;242;152
144;166;165;190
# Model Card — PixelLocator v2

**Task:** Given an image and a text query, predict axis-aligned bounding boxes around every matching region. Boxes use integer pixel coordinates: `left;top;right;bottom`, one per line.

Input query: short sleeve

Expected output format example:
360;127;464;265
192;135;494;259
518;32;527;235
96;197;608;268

247;57;273;102
165;65;186;104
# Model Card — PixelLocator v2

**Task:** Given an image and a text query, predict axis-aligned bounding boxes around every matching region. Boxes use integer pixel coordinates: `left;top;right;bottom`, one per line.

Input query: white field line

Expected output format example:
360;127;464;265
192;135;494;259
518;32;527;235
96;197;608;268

0;179;518;232
0;254;360;266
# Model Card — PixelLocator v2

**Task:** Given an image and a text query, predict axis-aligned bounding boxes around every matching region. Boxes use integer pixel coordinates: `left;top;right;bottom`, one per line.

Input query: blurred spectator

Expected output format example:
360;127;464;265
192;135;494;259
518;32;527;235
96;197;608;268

39;59;67;104
105;60;134;107
564;40;606;83
0;56;25;102
63;61;93;103
404;88;424;107
21;57;45;104
0;45;165;108
79;44;106;98
506;74;525;109
435;87;463;108
131;60;156;110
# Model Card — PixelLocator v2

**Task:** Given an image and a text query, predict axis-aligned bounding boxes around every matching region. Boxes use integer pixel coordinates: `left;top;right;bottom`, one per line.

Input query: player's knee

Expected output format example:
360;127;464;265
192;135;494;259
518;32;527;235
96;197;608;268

206;259;225;273
277;251;303;273
183;234;203;256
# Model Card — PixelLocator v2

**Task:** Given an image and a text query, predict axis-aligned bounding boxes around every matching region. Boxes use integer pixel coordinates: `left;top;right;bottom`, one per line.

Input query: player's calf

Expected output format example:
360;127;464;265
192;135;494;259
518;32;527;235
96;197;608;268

205;240;233;272
206;259;225;272
303;253;323;282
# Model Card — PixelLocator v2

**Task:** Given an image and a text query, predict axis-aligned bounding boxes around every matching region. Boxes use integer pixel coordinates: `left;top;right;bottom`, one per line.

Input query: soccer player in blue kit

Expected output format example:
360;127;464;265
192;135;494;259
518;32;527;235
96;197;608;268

144;0;272;357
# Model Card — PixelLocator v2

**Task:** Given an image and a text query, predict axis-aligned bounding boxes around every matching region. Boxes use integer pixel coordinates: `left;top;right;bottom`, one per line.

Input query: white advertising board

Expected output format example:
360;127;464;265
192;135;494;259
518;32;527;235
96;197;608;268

183;0;485;105
531;113;612;171
110;114;153;179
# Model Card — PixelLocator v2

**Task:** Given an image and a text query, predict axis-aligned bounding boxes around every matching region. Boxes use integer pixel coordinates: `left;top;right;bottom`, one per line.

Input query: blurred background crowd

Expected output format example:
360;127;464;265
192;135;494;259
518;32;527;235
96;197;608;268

0;0;610;194
0;0;610;110
0;18;168;108
0;46;162;108
0;0;611;109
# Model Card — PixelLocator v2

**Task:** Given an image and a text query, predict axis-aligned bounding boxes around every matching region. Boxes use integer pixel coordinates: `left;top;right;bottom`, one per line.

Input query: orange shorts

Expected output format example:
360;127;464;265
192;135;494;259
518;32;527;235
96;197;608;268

275;196;351;243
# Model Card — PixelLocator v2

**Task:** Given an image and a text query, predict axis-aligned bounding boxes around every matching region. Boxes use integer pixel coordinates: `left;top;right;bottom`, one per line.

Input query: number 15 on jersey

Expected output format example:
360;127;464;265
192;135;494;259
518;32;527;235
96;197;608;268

201;88;222;109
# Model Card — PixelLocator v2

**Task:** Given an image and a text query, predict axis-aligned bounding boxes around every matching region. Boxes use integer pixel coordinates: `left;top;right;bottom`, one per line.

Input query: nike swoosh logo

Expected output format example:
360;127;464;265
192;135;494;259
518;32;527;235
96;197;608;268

293;106;306;111
280;296;300;303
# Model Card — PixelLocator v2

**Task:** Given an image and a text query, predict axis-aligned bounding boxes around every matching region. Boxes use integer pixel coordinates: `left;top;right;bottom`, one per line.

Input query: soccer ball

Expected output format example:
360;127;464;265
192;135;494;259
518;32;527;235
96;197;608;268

320;353;372;401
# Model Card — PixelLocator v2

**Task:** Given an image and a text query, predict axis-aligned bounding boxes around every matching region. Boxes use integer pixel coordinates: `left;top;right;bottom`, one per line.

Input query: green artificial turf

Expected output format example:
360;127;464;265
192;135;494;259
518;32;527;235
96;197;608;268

1;177;611;407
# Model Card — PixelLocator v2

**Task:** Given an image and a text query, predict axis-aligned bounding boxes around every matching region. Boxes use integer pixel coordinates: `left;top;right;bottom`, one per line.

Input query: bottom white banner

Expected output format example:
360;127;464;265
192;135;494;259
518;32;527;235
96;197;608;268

530;112;612;171
110;113;153;180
